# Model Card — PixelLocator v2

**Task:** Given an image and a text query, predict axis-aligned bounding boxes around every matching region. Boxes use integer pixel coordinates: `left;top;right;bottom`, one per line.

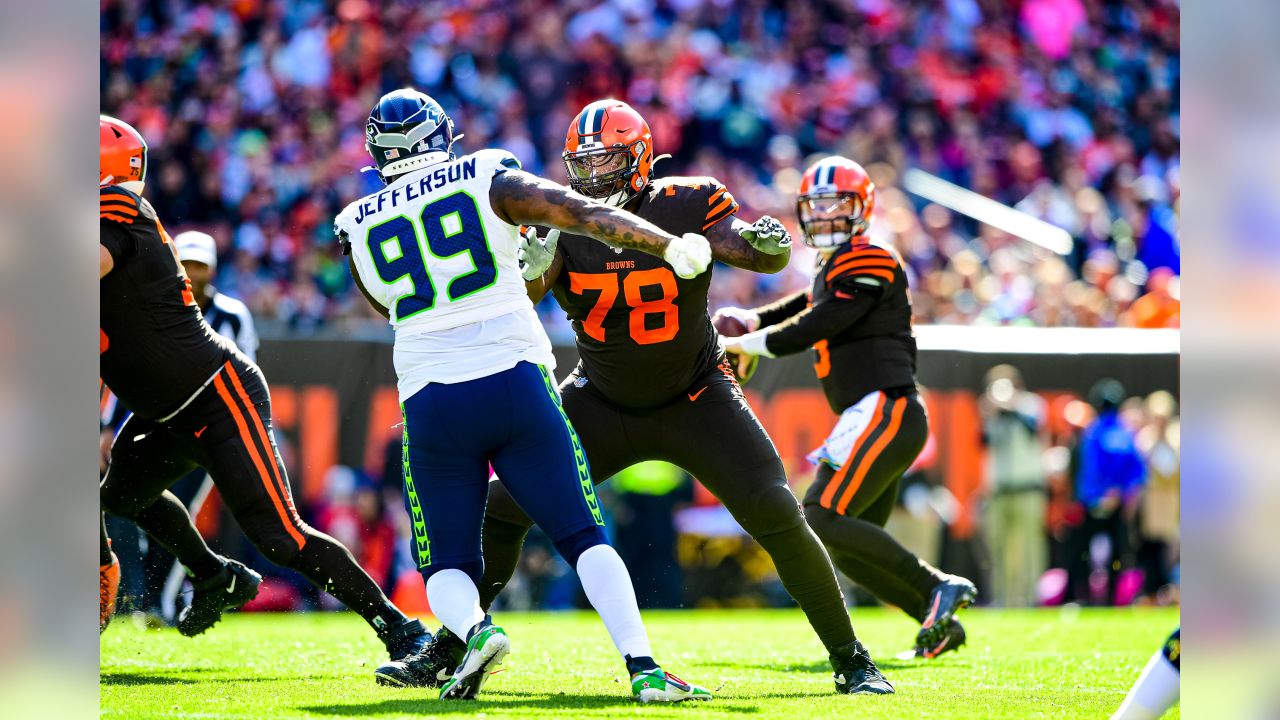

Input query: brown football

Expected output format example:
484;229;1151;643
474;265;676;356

712;313;760;385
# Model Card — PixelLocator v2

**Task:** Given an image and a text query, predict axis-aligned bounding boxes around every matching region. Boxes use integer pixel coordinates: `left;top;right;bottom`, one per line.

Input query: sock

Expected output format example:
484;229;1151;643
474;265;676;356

576;544;652;660
426;568;487;640
1112;642;1180;719
754;520;857;652
130;491;225;580
830;550;928;622
478;515;531;611
100;514;114;566
625;654;659;676
287;530;407;634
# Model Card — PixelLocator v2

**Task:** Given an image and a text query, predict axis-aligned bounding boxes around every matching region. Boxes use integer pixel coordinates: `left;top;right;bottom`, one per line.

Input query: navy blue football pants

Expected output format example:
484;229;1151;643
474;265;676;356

399;361;608;584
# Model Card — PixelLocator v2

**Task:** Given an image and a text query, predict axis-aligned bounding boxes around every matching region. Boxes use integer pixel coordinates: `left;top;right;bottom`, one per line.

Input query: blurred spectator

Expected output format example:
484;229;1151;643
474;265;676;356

980;365;1048;607
1123;266;1180;328
1067;378;1147;605
1135;391;1179;602
100;0;1180;333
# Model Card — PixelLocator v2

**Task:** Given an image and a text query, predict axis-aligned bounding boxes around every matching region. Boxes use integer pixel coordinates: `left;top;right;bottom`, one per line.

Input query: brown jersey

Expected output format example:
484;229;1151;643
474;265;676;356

811;242;917;412
549;176;739;409
100;186;232;419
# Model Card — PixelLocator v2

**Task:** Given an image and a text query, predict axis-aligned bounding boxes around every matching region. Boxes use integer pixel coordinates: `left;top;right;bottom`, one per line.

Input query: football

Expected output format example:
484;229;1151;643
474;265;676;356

713;313;759;384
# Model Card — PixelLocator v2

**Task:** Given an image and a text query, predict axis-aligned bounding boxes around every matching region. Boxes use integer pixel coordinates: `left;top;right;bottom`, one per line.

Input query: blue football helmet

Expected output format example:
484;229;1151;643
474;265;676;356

364;89;460;181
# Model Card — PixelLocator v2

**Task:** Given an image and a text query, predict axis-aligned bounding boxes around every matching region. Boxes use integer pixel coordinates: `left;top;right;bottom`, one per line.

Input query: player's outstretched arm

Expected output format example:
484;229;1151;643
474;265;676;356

724;289;876;359
490;170;710;278
705;216;791;274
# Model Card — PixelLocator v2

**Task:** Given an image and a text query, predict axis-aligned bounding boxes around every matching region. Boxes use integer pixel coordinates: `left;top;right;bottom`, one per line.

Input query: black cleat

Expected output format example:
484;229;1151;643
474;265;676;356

176;560;261;637
916;574;977;648
375;625;466;688
830;640;894;695
379;618;430;661
907;618;966;660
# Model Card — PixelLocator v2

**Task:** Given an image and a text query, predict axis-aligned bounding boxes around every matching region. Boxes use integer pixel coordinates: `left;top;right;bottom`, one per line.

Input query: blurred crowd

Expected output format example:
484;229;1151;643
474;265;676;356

100;0;1180;336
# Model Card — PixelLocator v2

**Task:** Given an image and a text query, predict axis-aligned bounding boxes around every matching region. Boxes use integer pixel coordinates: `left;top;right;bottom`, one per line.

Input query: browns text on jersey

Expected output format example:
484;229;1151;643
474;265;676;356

549;175;738;409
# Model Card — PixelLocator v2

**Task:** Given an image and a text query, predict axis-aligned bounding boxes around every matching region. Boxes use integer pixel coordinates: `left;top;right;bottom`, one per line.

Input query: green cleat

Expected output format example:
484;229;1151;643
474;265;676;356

630;668;713;703
439;619;509;701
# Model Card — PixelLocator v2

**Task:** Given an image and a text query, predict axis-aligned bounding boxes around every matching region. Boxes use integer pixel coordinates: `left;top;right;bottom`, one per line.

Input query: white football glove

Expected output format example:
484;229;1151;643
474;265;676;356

722;329;775;358
712;306;761;333
663;232;712;279
738;215;792;255
517;226;559;282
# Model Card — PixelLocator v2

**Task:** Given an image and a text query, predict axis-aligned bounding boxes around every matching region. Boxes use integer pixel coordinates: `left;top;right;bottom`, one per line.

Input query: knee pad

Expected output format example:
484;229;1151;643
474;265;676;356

549;525;608;568
99;482;146;519
736;483;806;540
245;515;308;566
419;558;484;585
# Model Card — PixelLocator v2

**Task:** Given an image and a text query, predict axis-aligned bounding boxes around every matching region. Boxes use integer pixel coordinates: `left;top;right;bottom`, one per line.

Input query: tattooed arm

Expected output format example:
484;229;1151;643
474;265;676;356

491;170;688;261
704;216;791;274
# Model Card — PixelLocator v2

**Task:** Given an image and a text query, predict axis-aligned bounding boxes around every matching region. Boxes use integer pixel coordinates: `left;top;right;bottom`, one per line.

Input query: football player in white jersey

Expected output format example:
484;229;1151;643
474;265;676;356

336;89;712;703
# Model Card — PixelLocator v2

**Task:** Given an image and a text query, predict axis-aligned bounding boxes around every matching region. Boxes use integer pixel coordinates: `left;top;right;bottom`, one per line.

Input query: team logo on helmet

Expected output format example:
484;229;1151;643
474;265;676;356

563;100;655;207
364;89;460;182
796;156;876;250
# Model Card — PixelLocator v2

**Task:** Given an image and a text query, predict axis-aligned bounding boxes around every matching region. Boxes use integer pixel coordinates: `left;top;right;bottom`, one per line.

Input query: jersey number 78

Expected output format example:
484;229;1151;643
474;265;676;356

366;191;497;321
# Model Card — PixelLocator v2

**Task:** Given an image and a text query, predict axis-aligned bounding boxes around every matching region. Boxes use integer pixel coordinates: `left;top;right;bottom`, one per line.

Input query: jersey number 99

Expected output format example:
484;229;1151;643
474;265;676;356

366;192;496;321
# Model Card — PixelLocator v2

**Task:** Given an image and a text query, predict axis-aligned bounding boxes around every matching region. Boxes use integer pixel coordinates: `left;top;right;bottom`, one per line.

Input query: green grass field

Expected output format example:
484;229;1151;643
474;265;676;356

101;607;1178;719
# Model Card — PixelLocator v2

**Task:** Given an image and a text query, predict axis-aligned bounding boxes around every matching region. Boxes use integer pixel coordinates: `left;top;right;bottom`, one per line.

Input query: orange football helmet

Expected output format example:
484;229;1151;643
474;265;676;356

563;99;654;206
797;156;876;249
100;115;148;194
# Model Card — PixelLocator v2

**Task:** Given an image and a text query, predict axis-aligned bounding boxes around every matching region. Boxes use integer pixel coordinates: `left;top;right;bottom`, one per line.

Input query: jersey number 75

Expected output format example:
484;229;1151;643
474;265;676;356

366;191;497;322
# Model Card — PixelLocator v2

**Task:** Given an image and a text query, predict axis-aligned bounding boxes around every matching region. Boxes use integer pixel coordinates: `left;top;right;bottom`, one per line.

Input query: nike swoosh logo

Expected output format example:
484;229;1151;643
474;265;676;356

194;426;208;438
226;575;236;594
688;387;708;402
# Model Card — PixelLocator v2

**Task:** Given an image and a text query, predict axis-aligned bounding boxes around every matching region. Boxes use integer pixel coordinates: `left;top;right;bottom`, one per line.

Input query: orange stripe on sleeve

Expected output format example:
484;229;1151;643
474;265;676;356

100;191;138;206
835;397;907;514
819;393;887;509
707;187;727;205
213;368;306;549
100;212;134;224
828;265;896;284
99;202;139;216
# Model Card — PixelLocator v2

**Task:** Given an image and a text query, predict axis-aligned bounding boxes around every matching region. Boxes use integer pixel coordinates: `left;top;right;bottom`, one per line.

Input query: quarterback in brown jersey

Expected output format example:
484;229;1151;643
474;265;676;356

441;100;892;695
720;157;977;658
97;116;437;677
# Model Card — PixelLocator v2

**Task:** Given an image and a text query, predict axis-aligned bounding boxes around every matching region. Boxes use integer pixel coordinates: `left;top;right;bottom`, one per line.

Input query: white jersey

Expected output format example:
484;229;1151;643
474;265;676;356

336;149;554;400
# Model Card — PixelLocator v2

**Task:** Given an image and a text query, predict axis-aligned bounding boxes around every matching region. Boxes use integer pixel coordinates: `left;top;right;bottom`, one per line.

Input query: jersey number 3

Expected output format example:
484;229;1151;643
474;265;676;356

568;268;679;345
366;192;496;321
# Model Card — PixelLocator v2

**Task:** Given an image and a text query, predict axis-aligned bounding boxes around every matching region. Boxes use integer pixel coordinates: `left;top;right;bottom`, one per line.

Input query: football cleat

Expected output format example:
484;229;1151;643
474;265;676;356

917;575;977;648
375;625;466;688
439;619;509;700
99;550;121;635
176;559;261;637
830;640;895;695
379;618;431;661
630;668;713;703
902;618;967;660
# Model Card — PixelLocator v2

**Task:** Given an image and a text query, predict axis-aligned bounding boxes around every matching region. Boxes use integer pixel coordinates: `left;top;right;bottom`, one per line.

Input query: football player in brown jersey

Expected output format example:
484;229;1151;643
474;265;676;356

720;156;977;658
395;100;895;695
98;116;440;677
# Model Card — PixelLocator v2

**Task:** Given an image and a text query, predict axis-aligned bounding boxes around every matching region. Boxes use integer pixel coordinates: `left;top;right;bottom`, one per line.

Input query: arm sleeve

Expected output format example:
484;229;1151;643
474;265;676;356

703;180;739;232
753;290;809;327
763;289;878;356
99;219;136;265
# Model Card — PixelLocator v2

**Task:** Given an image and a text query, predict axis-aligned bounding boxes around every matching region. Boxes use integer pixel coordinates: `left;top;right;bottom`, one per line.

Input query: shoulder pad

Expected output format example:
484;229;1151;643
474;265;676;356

824;244;898;286
468;148;522;174
651;176;738;231
100;185;143;224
